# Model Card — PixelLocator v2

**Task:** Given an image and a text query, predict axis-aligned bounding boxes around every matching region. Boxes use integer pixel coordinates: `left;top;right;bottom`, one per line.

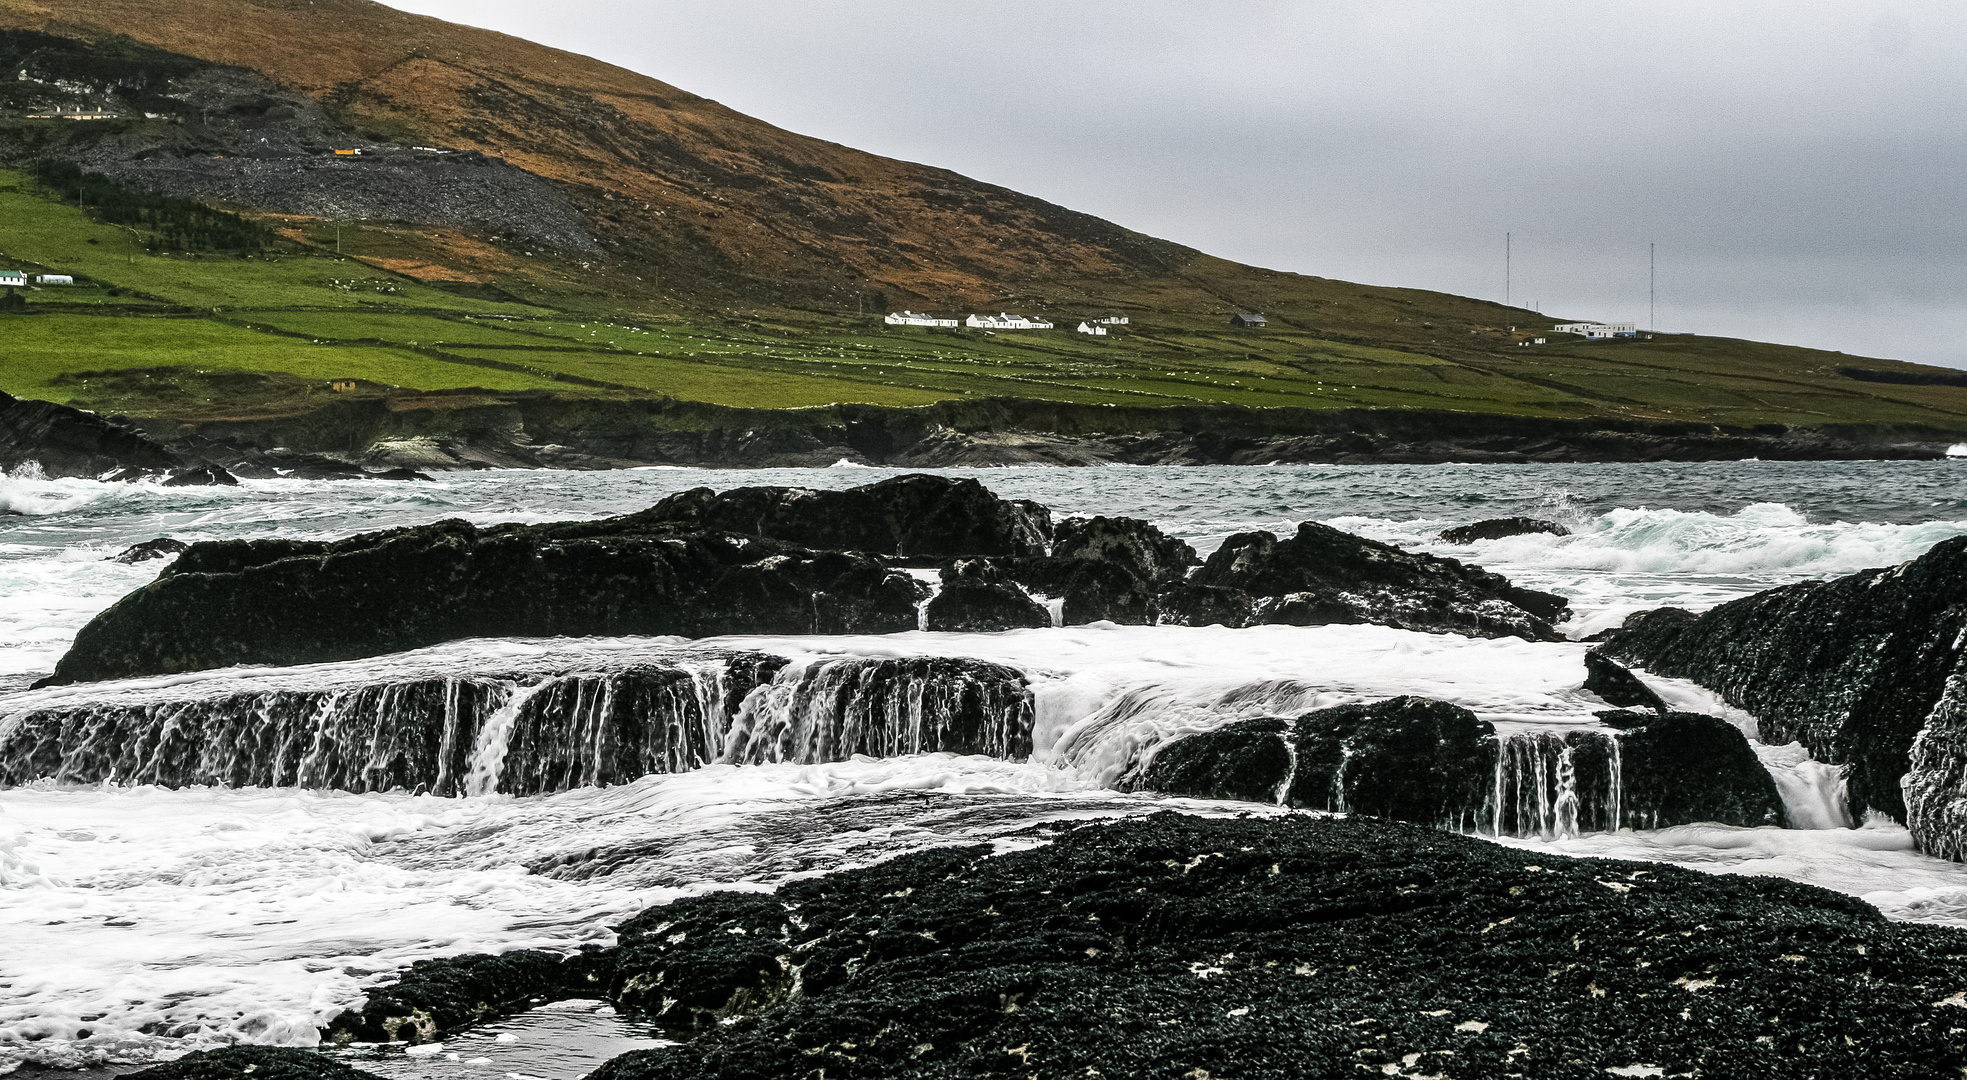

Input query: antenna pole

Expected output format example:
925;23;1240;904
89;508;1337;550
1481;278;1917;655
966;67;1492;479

1505;232;1511;308
1649;242;1655;331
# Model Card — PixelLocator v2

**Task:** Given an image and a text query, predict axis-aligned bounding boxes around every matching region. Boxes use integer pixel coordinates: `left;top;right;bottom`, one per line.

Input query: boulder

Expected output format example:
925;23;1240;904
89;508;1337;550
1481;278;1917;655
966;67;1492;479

44;519;928;684
1049;515;1196;585
924;559;1049;632
1141;696;1782;832
1188;522;1567;640
1438;516;1571;544
1006;515;1194;626
1584;649;1669;712
1598;536;1967;830
1152;582;1257;628
1596;710;1787;829
639;474;1051;559
107;537;189;564
609;892;795;1035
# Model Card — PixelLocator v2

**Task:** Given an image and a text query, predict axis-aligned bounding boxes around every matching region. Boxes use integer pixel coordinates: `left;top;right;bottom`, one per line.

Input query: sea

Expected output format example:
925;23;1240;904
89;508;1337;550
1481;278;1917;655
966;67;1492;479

4;459;1967;1076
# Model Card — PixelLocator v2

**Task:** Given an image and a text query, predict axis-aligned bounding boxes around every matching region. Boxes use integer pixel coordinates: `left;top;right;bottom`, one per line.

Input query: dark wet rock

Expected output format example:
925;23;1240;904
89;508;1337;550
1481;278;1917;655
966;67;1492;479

107;537;189;564
1132;715;1293;802
1584;649;1669;712
1006;515;1192;626
1140;697;1782;832
1600;536;1967;832
1152;582;1258;628
924;560;1049;632
642;474;1051;559
367;467;434;481
1596;711;1787;829
125;1046;383;1080
0;391;183;479
1049;515;1197;585
44;518;928;684
1189;522;1568;639
161;464;239;487
1438;516;1571;544
324;950;585;1044
582;812;1967;1080
1138;698;1492;826
610;892;795;1034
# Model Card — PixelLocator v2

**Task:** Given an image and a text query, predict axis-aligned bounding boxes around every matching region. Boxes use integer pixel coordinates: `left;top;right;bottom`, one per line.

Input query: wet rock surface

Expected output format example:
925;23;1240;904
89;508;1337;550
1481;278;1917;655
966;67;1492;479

44;516;927;684
107;537;188;564
1184;522;1568;640
923;560;1049;632
1138;696;1784;832
324;950;583;1044
0;390;183;479
1438;516;1571;544
640;475;1051;560
1583;650;1669;712
1008;515;1196;626
1600;536;1967;832
125;1046;383;1080
357;813;1967;1079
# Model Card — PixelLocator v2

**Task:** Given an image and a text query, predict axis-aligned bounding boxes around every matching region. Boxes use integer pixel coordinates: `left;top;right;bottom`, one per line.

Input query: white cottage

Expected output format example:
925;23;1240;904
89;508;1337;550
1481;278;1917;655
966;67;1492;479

0;271;25;289
1075;321;1107;336
884;311;958;327
36;275;74;286
965;312;1054;330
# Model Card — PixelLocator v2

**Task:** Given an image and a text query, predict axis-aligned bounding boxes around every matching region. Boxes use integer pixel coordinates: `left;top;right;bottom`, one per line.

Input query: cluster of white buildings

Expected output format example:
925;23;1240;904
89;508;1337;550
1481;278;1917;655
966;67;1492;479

1553;321;1637;339
0;271;73;288
885;311;1130;335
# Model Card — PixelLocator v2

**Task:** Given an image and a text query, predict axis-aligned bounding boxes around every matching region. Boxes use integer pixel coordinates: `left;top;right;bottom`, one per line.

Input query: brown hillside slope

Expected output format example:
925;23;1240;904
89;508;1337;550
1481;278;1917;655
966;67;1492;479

0;0;1203;308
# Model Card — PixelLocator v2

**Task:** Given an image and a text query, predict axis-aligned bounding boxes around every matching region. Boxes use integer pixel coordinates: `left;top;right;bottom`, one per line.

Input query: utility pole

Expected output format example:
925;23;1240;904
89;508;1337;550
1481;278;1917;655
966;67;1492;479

1649;242;1656;332
1505;232;1511;308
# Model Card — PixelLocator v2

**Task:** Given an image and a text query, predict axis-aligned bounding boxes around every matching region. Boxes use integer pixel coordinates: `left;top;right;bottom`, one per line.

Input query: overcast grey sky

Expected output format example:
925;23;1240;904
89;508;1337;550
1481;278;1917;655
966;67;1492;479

385;1;1967;367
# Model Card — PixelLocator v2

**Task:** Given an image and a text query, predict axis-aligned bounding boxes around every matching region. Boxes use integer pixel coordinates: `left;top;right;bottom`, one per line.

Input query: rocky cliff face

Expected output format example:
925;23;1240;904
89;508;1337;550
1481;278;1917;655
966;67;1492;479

0;390;182;478
1602;537;1967;852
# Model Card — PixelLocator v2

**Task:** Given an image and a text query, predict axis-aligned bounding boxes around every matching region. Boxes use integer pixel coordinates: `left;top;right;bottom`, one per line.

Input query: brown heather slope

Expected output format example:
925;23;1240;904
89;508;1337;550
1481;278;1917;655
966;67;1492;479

0;0;1198;308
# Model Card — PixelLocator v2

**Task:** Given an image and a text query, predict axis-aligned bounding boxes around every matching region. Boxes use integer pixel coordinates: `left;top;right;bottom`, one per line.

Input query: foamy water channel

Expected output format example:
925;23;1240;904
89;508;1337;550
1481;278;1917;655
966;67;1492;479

4;460;1967;1071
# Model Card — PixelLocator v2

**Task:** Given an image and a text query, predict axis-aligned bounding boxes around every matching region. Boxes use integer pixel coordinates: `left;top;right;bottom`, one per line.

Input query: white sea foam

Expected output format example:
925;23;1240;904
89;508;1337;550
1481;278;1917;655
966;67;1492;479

0;756;1258;1069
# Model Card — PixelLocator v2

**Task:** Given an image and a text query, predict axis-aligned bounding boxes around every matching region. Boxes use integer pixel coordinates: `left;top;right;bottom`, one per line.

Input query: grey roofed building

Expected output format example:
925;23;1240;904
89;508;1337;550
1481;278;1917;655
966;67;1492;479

1230;312;1268;328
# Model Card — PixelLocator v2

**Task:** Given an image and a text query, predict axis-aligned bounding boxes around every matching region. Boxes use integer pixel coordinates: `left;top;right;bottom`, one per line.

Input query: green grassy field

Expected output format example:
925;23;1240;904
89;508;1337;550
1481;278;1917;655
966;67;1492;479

5;168;1967;431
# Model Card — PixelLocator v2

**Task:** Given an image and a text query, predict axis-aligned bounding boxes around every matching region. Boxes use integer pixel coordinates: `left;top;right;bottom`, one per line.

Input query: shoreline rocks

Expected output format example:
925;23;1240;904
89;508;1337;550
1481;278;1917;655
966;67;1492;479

321;813;1967;1079
1599;536;1967;840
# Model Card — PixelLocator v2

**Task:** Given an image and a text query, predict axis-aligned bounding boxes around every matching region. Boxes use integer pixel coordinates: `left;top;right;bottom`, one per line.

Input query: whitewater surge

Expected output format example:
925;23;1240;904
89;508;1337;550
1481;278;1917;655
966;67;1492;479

6;459;1967;1070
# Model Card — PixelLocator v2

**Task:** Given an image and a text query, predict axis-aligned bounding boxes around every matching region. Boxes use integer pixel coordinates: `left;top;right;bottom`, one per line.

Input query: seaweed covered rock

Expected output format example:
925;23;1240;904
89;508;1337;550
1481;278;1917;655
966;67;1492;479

126;1047;384;1080
609;892;794;1034
1049;515;1197;585
324;949;584;1044
1438;516;1571;544
45;520;928;684
1153;581;1258;628
924;559;1049;632
585;813;1967;1080
1599;535;1967;831
1186;522;1568;640
640;474;1051;559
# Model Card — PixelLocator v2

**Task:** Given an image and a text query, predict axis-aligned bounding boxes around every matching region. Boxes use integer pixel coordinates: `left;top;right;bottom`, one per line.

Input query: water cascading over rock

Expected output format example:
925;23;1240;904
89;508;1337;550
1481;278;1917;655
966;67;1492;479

1134;697;1784;835
0;651;1035;794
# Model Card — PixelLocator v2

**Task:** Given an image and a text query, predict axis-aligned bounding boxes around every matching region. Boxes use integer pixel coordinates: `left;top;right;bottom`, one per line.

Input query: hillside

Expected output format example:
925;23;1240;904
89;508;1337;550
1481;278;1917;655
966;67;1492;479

2;0;1966;466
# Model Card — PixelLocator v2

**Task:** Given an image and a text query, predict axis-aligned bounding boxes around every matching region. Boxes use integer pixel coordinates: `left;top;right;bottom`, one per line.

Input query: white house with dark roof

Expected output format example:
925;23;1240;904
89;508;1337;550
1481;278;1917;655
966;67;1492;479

0;271;25;289
1553;322;1637;339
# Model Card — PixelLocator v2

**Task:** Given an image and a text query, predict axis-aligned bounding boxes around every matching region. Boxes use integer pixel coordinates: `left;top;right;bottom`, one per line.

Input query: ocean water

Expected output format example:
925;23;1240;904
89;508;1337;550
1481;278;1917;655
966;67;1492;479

3;459;1967;1073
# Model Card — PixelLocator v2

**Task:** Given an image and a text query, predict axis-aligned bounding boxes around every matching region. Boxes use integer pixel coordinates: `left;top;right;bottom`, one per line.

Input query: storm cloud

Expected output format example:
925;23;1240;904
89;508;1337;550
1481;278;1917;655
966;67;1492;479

384;1;1967;367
